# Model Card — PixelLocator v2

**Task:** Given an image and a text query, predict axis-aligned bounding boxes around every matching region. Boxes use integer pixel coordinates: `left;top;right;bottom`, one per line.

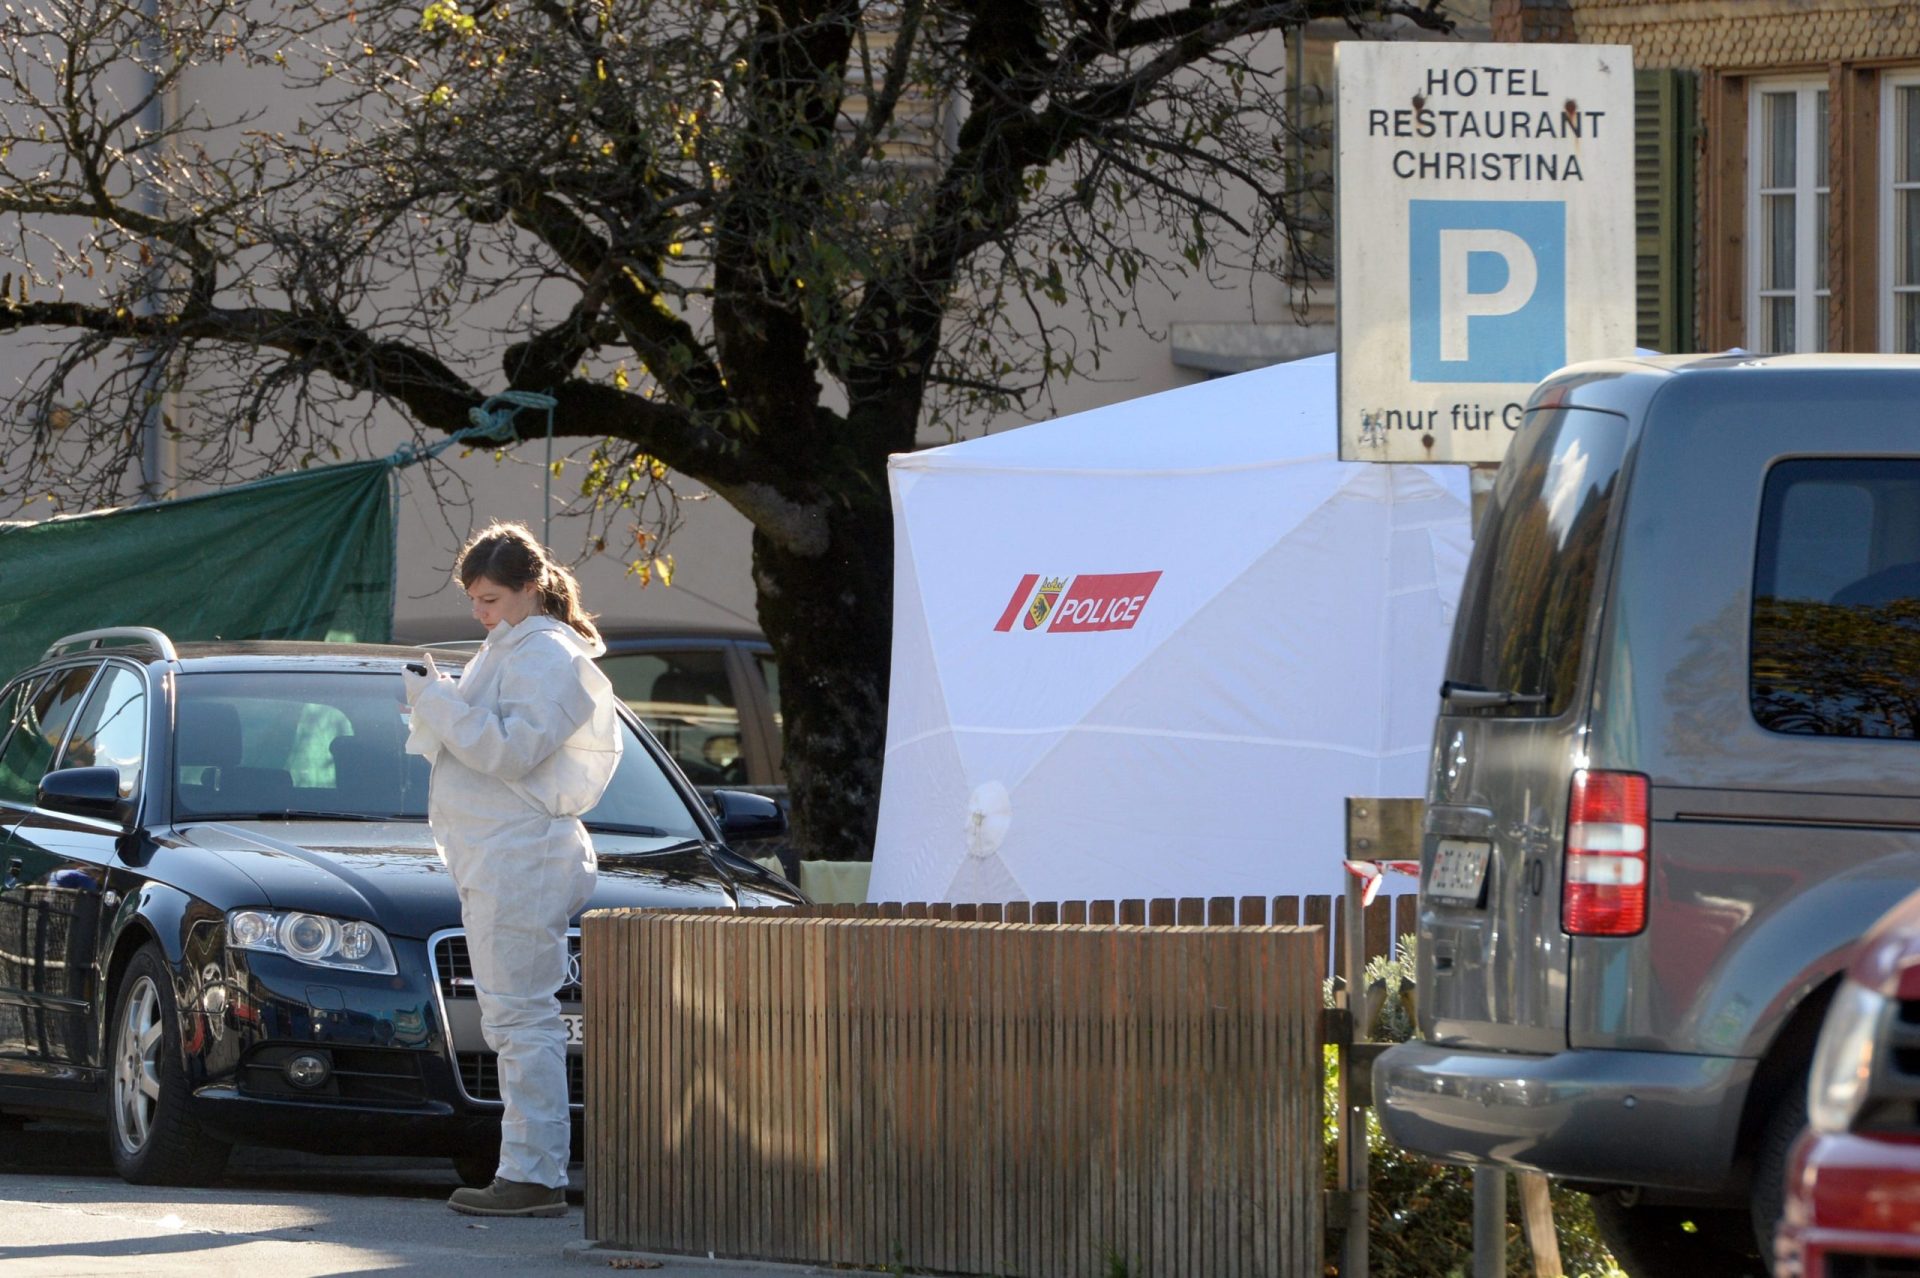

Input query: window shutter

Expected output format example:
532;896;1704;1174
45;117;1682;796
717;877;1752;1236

1635;69;1699;353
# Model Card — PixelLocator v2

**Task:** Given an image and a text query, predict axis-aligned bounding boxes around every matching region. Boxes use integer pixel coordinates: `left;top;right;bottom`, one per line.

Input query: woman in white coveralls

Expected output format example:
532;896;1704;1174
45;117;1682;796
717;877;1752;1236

401;522;623;1217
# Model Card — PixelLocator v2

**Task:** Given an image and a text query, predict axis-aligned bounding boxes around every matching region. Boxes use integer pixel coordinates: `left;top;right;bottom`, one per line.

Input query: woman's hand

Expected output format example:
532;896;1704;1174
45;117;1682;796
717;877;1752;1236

402;652;442;705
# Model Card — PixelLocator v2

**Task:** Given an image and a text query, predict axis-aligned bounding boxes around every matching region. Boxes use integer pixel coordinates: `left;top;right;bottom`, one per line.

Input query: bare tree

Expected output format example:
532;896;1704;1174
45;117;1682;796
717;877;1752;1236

0;0;1456;859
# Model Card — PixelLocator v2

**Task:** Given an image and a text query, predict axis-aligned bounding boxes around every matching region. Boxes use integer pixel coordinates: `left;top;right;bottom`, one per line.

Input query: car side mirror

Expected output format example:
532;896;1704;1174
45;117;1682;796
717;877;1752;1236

39;766;136;828
709;789;786;842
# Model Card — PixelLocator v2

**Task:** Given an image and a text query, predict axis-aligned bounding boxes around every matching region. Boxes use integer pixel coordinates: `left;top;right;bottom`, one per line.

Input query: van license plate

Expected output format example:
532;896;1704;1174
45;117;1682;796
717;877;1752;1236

562;1014;584;1048
1429;839;1492;903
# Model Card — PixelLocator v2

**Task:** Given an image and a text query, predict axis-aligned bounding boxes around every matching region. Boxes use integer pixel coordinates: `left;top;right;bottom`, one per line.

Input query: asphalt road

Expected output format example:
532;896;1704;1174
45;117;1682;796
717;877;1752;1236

0;1121;827;1277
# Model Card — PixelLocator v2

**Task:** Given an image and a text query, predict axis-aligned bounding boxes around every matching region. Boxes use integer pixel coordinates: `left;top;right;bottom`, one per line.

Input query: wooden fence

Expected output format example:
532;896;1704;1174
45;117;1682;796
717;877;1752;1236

582;906;1332;1276
732;889;1420;981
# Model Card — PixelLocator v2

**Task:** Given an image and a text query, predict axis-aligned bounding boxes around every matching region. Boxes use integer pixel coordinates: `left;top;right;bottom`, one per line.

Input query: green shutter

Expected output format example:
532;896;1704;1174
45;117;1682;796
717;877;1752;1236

1635;68;1699;353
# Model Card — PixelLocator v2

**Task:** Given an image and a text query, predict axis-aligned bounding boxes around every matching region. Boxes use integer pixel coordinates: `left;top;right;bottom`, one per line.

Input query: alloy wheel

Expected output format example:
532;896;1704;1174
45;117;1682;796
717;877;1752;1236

113;975;163;1154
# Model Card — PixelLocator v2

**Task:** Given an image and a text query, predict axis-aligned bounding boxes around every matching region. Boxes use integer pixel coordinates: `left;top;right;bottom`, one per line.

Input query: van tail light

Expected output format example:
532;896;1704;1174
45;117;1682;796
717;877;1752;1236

1563;770;1649;936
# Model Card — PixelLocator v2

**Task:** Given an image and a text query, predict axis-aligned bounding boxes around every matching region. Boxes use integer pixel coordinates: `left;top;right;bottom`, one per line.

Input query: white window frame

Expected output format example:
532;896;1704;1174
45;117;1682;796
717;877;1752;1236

1879;69;1920;351
1747;78;1831;353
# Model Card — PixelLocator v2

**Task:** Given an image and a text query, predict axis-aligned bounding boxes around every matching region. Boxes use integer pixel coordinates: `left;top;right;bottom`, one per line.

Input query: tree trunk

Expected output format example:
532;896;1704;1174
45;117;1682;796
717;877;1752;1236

751;482;894;861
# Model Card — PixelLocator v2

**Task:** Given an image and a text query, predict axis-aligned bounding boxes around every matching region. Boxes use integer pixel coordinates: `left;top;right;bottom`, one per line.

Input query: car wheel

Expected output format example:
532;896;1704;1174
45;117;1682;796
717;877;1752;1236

1589;1194;1764;1277
108;945;230;1186
1750;1070;1810;1259
452;1154;496;1188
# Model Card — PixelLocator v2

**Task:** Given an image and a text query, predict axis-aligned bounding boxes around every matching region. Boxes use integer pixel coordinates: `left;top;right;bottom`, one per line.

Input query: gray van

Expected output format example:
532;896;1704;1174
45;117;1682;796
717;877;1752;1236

1373;354;1920;1274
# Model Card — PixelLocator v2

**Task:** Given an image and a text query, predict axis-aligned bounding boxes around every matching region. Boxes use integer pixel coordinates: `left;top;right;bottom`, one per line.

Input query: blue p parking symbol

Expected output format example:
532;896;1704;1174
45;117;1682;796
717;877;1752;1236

1409;200;1566;383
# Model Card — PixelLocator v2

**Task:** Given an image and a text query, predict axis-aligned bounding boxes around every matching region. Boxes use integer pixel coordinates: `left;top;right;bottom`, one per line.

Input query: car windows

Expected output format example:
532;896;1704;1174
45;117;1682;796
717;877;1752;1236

59;665;146;797
0;665;99;805
175;672;421;817
1444;408;1629;717
1751;459;1920;738
753;650;784;781
600;650;747;786
172;670;704;837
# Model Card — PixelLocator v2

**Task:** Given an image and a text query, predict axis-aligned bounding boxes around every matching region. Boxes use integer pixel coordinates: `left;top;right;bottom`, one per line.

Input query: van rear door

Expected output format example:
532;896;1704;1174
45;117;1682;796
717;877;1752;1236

1418;405;1632;1053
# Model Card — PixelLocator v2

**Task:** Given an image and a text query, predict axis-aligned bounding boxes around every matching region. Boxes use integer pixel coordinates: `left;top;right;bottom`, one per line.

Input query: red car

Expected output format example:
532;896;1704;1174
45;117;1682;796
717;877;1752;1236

1777;887;1920;1277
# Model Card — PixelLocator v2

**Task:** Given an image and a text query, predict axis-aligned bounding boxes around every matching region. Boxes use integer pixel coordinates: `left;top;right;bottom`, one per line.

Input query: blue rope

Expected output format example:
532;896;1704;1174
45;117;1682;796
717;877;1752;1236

385;390;559;469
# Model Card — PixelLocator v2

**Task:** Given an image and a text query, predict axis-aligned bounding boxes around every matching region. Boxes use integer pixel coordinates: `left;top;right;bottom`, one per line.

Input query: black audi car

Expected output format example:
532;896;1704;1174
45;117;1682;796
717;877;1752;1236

0;627;804;1186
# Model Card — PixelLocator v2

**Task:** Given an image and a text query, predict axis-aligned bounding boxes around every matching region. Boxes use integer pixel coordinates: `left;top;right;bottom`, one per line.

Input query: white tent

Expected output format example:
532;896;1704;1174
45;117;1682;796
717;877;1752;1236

867;353;1474;905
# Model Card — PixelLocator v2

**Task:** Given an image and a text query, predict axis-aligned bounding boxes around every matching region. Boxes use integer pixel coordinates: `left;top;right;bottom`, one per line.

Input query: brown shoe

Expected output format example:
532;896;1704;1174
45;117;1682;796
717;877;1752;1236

447;1177;568;1217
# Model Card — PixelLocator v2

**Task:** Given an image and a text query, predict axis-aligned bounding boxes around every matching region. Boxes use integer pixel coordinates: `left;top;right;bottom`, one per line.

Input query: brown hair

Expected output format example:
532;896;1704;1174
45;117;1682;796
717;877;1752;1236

456;521;602;646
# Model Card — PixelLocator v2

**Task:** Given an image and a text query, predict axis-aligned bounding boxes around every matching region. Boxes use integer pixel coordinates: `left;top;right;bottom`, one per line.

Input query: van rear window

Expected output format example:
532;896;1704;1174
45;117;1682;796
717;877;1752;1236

1445;408;1628;717
1752;459;1920;739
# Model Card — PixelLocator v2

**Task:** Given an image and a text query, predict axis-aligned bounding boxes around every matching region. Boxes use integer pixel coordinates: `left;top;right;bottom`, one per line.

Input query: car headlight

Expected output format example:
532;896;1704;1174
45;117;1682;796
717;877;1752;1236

225;909;397;976
1808;978;1892;1134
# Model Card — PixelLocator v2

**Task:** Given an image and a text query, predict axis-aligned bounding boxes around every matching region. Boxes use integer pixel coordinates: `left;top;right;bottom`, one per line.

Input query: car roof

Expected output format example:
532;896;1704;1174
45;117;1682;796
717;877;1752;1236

393;619;767;646
19;640;466;677
1574;352;1920;376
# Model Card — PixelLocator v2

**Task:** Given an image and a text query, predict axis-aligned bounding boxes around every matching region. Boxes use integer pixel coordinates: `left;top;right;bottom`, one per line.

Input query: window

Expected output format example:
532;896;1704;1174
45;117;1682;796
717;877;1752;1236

1748;80;1830;353
1883;73;1920;351
59;665;146;797
1445;408;1629;717
171;670;702;837
1751;460;1920;738
753;650;784;781
0;666;99;805
600;650;747;787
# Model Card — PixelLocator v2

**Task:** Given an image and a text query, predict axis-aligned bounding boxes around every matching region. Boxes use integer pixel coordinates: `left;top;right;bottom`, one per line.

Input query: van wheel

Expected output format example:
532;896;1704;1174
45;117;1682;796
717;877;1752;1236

108;945;230;1186
1589;1195;1763;1277
1750;1070;1809;1259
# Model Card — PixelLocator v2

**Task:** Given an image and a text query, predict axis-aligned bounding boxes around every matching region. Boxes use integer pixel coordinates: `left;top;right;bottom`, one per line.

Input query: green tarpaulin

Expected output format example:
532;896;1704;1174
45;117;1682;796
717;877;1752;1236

0;461;395;675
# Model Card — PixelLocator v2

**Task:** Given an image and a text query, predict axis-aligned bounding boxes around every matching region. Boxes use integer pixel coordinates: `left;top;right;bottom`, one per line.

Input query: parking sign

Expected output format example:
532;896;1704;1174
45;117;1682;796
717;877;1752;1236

1335;44;1634;463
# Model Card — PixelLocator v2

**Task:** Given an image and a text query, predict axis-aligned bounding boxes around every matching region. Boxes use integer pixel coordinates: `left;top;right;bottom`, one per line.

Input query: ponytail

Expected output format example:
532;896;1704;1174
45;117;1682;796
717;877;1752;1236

456;521;601;645
536;563;601;647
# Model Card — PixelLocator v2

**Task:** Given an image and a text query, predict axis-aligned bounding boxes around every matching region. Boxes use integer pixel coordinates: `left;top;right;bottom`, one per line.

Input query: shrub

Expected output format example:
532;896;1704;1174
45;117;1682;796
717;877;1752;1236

1323;941;1624;1278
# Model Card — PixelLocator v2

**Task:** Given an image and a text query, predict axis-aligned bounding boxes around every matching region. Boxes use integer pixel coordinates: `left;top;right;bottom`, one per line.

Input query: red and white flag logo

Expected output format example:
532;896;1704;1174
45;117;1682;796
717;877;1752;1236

993;571;1162;634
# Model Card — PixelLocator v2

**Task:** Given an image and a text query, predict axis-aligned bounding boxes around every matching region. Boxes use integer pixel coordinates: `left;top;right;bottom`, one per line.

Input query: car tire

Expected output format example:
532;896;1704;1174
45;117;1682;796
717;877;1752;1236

1589;1194;1764;1278
107;944;230;1186
452;1154;496;1188
1750;1070;1810;1260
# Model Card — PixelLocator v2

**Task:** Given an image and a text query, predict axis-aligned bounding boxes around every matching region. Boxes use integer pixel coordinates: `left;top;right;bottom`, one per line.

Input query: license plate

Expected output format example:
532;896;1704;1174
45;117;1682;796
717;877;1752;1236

1428;839;1492;903
562;1013;584;1048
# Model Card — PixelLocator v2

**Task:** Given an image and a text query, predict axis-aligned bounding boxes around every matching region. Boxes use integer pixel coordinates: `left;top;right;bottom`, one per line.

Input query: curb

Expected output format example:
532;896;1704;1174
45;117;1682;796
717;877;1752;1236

562;1240;835;1273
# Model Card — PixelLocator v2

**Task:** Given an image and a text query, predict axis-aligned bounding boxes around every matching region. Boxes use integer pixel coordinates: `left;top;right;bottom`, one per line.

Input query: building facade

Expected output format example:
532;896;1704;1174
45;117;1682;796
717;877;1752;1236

1501;0;1920;353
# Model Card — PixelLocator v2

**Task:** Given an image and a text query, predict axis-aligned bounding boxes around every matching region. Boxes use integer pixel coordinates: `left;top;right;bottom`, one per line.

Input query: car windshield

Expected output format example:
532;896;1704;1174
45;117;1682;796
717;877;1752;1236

171;669;705;840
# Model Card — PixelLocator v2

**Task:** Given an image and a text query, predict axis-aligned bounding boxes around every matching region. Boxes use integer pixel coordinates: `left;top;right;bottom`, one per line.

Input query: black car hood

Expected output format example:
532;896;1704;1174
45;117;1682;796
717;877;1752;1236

169;820;748;938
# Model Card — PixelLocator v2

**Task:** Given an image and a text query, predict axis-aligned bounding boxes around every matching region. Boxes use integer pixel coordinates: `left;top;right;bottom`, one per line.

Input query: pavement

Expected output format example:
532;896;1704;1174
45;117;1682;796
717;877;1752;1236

0;1124;838;1278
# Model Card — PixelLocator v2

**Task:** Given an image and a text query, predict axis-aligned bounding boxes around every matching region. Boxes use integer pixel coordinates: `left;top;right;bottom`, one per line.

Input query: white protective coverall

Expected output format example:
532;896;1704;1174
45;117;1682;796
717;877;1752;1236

404;615;623;1188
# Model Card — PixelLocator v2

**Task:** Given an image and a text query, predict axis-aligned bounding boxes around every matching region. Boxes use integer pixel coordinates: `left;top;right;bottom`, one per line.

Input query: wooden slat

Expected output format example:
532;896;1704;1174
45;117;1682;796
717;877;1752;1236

1365;889;1392;968
1206;896;1235;926
1148;897;1177;927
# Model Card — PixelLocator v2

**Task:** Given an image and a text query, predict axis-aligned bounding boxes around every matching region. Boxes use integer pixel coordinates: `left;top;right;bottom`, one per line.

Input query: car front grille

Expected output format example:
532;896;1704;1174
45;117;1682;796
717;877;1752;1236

1829;1256;1920;1277
457;1051;585;1106
433;932;583;1002
1868;999;1920;1130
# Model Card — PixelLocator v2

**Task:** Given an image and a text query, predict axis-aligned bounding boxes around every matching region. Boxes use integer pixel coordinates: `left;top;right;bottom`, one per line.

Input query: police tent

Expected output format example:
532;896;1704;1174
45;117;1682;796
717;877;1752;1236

868;352;1474;904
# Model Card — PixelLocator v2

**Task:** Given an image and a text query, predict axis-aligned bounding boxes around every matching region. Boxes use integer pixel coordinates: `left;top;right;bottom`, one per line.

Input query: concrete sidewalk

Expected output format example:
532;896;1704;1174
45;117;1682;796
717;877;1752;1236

0;1173;836;1277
